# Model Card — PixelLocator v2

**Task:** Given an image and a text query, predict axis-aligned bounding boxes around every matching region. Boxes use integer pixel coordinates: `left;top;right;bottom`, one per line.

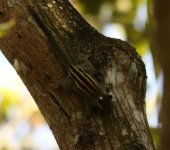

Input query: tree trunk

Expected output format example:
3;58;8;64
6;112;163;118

154;0;170;149
0;0;155;149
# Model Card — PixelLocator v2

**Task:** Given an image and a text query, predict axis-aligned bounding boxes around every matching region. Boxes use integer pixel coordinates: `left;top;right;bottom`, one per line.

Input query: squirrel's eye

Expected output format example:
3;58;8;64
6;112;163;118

99;96;103;101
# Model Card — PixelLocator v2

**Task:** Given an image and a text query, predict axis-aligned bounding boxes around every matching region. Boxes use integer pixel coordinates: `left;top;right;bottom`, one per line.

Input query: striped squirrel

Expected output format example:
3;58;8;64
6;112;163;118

29;7;112;109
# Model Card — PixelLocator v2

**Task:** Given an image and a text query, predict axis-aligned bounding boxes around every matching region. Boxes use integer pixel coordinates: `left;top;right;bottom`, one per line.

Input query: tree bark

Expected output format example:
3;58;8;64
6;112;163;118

0;0;155;149
154;0;170;149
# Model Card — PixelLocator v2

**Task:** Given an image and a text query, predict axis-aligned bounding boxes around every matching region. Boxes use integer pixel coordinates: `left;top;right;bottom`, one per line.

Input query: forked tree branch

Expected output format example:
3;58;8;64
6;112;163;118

0;0;155;149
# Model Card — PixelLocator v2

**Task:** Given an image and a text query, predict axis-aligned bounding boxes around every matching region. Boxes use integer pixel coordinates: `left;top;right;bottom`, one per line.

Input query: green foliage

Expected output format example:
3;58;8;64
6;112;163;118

113;0;137;25
77;0;148;57
150;127;160;148
79;0;113;14
0;19;15;38
0;88;21;122
134;39;149;56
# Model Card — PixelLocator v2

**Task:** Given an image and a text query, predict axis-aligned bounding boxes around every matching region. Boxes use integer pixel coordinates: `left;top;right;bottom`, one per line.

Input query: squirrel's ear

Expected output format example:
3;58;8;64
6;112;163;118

78;59;95;76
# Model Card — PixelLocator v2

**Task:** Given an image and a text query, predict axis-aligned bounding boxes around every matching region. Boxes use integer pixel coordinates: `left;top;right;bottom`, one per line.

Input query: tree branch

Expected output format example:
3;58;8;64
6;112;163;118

0;0;155;149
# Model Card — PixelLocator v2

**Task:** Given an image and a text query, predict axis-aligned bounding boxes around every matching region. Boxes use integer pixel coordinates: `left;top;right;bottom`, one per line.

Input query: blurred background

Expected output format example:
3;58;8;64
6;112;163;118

0;0;166;149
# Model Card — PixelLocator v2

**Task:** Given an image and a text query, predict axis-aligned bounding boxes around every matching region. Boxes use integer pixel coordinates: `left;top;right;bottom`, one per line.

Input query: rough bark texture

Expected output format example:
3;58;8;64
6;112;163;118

0;0;155;149
154;0;170;149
